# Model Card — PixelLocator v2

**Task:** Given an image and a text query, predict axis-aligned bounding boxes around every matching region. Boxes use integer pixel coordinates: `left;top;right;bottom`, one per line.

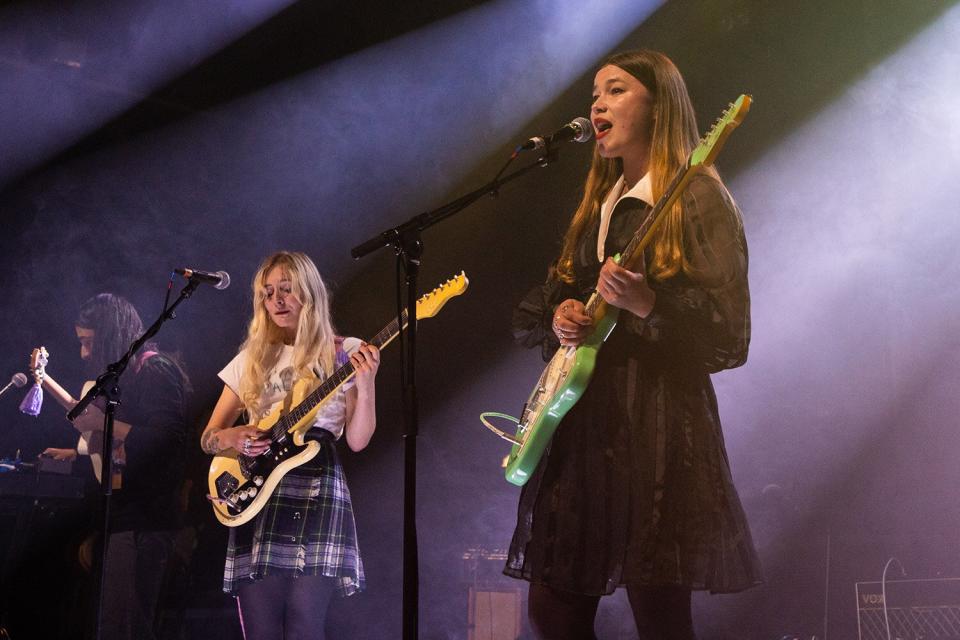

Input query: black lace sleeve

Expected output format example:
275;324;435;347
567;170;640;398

119;355;188;478
624;175;751;373
512;276;573;362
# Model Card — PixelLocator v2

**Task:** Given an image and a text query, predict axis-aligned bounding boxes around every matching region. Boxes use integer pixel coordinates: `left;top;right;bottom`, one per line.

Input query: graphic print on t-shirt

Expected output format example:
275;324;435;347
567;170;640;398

273;366;295;394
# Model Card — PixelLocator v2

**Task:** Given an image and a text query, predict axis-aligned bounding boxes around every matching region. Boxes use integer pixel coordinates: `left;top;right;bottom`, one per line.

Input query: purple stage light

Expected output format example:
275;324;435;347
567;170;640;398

0;0;296;189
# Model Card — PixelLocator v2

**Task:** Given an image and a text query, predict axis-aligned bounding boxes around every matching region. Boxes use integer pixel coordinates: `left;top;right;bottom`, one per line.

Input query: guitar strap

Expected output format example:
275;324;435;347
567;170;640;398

134;350;158;373
334;337;349;369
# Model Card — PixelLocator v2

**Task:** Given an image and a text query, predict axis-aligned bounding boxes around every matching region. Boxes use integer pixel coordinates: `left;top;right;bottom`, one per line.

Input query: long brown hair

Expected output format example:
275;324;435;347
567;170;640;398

75;293;147;375
76;293;190;391
556;49;716;283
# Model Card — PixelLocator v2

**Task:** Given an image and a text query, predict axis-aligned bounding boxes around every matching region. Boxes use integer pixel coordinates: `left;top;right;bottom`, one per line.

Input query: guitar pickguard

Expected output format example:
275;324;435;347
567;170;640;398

208;432;322;526
504;307;619;485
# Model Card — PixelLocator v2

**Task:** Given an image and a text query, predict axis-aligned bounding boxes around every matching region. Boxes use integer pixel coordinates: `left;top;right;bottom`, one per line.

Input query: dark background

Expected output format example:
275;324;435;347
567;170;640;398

1;0;959;638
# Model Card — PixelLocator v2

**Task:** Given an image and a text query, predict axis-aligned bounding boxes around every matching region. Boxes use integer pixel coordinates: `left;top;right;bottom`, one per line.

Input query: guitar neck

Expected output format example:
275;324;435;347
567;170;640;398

269;310;408;439
623;161;695;267
260;271;468;440
41;373;79;411
585;160;700;319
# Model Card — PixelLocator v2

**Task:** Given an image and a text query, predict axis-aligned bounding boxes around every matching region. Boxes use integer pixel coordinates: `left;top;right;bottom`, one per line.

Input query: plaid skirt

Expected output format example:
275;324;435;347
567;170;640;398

223;434;364;596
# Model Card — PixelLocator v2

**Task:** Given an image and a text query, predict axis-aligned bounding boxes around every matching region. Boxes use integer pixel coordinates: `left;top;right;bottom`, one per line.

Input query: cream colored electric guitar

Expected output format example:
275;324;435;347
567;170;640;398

208;272;469;527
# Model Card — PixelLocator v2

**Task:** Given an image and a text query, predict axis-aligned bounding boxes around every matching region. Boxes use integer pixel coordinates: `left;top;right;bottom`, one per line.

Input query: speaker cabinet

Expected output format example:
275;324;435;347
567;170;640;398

856;577;960;640
468;587;522;640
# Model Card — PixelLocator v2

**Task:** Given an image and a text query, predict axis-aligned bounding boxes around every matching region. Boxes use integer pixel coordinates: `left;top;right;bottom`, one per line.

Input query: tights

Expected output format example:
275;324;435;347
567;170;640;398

528;583;696;640
236;574;336;640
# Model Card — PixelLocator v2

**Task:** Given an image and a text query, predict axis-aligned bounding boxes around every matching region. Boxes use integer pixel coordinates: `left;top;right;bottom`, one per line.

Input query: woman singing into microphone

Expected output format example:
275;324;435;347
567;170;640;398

504;50;762;639
201;251;380;640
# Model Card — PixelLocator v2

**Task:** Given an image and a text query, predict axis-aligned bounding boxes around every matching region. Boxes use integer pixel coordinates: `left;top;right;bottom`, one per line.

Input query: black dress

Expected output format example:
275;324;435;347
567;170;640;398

112;352;188;532
100;352;189;640
504;174;762;595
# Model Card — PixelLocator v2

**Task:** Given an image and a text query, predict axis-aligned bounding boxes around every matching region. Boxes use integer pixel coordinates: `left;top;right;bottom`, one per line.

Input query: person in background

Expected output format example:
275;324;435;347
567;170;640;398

43;293;190;640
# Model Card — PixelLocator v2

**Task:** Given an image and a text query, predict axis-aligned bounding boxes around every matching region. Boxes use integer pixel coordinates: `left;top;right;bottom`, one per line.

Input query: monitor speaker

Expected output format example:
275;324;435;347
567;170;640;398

468;586;522;640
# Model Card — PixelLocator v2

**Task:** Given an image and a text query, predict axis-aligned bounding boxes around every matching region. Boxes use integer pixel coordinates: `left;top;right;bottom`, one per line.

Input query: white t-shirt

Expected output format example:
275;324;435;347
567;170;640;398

218;338;361;440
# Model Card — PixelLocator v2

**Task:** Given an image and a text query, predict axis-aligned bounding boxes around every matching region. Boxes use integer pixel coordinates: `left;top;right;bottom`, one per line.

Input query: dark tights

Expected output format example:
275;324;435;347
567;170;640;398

528;583;696;640
236;574;336;640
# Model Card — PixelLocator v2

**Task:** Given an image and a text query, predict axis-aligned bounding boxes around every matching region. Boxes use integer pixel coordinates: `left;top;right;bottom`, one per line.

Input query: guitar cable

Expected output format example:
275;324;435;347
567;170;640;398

479;411;523;446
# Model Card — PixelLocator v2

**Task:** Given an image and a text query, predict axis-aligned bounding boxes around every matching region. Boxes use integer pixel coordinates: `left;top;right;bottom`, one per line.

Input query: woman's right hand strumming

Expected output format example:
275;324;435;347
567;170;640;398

202;385;271;457
552;298;592;347
204;425;271;457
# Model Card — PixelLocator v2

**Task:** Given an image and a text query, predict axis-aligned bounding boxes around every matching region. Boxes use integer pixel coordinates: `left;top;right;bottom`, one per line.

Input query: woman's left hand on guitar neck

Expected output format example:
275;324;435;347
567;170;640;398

553;258;656;348
344;342;380;452
597;256;656;319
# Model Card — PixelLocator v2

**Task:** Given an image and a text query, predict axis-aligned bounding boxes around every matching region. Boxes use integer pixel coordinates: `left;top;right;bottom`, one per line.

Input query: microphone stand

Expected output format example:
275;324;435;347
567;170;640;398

351;146;561;639
0;378;23;398
67;277;203;640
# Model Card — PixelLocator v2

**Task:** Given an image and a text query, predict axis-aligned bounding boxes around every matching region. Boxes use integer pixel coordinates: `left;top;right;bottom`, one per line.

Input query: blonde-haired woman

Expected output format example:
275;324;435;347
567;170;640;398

201;251;379;640
505;50;762;638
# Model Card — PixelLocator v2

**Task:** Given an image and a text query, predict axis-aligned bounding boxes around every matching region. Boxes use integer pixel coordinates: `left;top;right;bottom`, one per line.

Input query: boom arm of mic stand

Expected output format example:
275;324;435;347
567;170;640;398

350;148;559;260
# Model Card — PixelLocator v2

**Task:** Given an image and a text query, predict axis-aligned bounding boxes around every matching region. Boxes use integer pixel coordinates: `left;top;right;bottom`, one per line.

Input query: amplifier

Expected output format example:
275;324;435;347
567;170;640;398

468;587;522;640
461;547;509;586
856;577;960;640
462;547;522;640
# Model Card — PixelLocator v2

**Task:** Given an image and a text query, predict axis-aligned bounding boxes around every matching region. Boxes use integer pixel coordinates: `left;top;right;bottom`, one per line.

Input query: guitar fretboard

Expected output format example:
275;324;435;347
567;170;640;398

584;158;691;318
268;310;408;441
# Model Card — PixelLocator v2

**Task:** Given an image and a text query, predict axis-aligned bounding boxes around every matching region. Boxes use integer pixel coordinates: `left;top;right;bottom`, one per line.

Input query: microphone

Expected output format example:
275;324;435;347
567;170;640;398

1;372;28;398
174;268;231;290
518;117;593;151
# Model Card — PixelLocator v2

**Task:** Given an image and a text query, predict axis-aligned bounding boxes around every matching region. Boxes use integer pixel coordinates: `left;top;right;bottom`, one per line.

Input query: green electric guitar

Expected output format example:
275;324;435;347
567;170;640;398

487;95;752;486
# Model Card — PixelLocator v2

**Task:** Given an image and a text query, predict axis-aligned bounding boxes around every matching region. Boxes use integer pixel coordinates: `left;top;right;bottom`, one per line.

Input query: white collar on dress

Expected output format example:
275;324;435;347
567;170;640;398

597;172;653;262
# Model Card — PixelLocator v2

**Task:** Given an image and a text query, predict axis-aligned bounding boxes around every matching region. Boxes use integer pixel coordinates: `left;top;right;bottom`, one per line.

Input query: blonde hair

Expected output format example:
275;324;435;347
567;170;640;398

237;251;337;421
557;49;721;283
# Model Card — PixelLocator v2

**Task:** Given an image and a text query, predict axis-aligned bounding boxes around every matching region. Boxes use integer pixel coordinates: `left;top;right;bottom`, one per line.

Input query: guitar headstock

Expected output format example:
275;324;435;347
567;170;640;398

690;94;752;169
28;346;49;385
416;272;469;319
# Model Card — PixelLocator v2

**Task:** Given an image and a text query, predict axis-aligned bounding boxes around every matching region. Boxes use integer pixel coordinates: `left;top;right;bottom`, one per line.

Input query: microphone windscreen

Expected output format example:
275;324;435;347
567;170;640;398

12;372;28;388
214;271;231;290
571;117;593;143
